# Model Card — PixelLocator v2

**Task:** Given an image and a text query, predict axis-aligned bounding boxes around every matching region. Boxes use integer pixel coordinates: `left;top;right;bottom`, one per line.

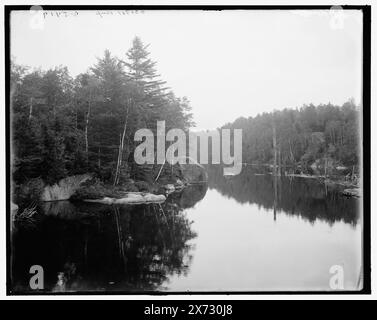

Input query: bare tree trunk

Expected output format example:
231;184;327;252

114;133;122;186
273;174;277;221
289;139;294;163
155;158;166;182
278;145;281;176
85;98;91;165
98;147;101;169
28;97;33;123
272;120;279;220
272;118;277;176
114;101;130;186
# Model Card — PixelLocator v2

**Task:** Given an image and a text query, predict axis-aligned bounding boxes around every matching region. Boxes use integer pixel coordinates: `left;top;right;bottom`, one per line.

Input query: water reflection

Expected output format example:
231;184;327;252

164;166;361;291
207;165;359;226
11;185;207;293
11;165;361;293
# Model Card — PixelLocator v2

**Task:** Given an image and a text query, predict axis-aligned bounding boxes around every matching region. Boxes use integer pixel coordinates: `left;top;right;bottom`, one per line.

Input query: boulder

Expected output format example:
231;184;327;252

41;174;93;201
343;188;362;198
84;192;166;205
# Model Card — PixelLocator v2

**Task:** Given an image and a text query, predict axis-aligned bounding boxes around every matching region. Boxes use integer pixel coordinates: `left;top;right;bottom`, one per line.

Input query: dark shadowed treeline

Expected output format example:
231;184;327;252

221;101;361;169
11;36;194;186
11;35;361;189
11;185;206;292
207;165;359;226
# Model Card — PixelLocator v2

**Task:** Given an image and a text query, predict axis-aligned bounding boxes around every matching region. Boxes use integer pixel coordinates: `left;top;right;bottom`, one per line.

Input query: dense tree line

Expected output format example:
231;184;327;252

222;101;361;170
207;165;358;225
11;37;194;186
11;36;361;188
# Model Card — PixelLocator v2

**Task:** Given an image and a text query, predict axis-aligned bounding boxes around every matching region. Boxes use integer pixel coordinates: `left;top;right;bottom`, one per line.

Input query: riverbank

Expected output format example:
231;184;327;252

14;161;208;209
84;193;167;205
242;162;361;198
72;178;187;205
284;173;360;197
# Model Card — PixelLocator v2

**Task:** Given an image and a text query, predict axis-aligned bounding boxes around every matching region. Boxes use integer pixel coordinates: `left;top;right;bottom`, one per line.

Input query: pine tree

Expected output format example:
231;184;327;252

122;37;169;130
124;37;167;97
90;50;129;182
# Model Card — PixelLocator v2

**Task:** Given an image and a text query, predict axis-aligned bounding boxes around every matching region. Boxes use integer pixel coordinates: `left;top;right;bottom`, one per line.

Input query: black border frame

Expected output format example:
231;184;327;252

4;4;371;296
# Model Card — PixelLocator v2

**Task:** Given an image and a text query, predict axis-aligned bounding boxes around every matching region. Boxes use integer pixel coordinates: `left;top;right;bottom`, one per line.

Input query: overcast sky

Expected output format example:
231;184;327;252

11;9;362;130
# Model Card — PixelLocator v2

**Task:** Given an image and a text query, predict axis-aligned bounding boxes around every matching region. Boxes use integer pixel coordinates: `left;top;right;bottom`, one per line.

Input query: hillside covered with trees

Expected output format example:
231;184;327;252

11;37;194;189
221;100;361;172
11;35;361;200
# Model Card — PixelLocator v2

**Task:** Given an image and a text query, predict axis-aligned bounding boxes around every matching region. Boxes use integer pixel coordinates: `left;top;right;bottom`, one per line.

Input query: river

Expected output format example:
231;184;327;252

10;165;362;293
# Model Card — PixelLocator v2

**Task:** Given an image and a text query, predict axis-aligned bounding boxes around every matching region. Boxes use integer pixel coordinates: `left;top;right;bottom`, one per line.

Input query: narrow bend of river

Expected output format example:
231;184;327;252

11;166;362;293
165;187;361;291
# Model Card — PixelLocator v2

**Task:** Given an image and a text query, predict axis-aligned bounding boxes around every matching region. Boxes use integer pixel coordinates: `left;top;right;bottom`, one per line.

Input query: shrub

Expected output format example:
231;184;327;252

71;181;112;200
16;178;45;205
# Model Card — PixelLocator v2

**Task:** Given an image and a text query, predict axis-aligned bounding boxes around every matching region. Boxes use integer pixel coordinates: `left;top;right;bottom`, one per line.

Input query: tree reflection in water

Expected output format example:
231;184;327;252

207;165;359;226
10;184;207;293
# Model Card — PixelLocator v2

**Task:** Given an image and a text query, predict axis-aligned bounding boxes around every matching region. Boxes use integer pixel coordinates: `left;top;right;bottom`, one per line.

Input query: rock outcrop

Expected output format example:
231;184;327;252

84;192;166;205
41;174;93;201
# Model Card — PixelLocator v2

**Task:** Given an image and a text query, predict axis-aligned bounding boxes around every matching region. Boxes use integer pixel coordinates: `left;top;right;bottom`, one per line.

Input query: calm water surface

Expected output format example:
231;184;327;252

11;166;361;293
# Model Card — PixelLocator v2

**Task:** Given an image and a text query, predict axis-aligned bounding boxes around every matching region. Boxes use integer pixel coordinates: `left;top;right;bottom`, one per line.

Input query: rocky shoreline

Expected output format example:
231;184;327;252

84;193;167;205
14;161;208;209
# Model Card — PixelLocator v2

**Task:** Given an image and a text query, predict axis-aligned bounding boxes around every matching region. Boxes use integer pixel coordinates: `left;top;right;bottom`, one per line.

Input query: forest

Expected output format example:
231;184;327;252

221;100;361;172
11;36;361;201
11;37;194;191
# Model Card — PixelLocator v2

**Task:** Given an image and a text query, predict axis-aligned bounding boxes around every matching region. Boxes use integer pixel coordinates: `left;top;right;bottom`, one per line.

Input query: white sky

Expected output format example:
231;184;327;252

11;9;363;130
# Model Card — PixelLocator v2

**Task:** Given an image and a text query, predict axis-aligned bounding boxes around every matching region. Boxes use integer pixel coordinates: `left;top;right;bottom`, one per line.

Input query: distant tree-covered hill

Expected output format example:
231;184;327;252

221;101;361;169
